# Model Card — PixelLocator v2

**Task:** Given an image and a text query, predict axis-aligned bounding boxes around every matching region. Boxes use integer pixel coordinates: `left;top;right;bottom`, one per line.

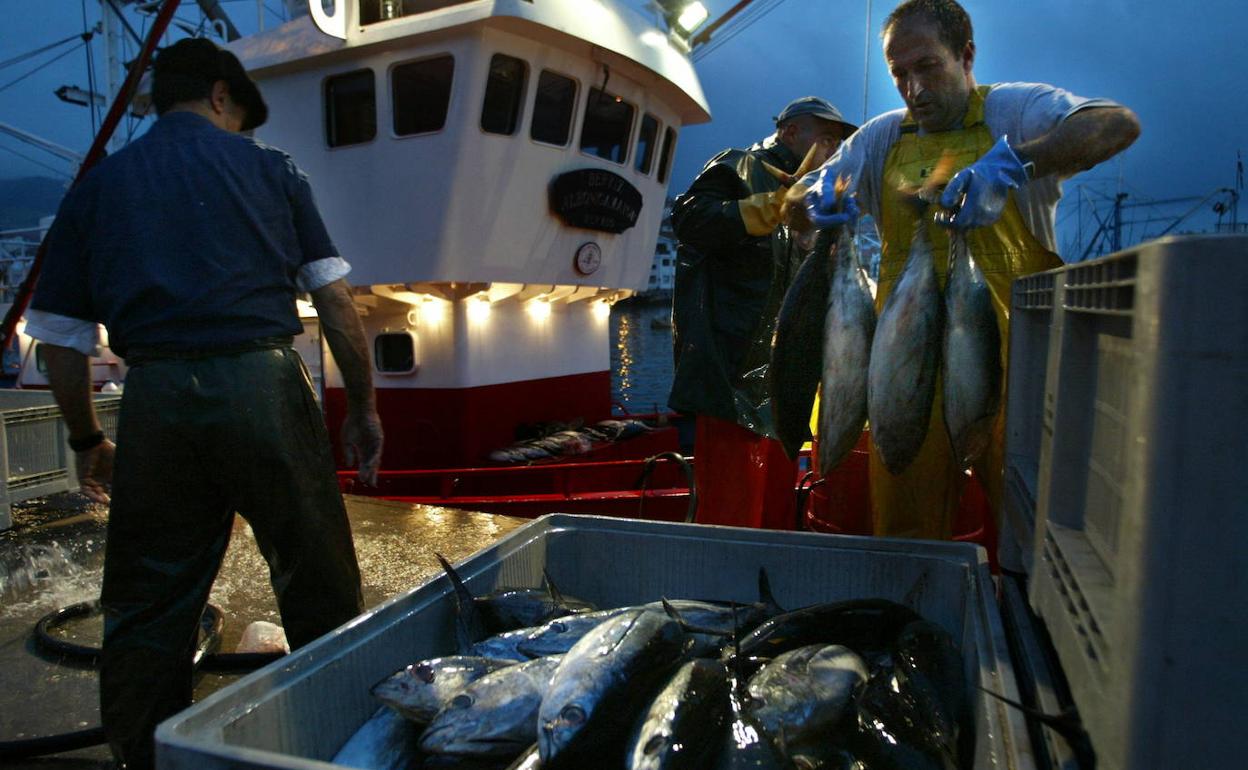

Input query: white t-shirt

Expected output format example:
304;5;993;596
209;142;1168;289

801;82;1119;254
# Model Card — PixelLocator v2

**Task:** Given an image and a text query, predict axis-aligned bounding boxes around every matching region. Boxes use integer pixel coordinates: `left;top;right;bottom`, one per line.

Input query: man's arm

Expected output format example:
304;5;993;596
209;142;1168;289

43;344;114;503
1013;106;1141;180
310;278;383;486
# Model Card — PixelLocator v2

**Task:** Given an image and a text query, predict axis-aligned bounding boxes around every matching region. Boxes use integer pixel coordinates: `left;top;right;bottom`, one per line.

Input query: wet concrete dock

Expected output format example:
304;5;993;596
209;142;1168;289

0;493;527;768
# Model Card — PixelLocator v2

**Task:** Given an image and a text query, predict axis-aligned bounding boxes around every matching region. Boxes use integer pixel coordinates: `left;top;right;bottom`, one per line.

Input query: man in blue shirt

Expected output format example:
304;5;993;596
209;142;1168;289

27;38;383;769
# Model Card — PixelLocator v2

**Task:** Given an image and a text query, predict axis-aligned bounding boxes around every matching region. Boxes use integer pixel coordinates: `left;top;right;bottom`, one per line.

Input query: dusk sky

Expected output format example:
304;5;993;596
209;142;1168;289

1;0;1243;257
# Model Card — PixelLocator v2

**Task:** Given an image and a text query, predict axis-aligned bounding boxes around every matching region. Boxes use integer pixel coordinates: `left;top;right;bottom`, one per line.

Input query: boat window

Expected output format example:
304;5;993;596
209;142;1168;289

657;126;677;183
374;332;417;374
325;69;376;148
580;88;634;164
360;0;477;26
392;55;455;136
530;70;576;146
635;114;659;174
481;54;527;135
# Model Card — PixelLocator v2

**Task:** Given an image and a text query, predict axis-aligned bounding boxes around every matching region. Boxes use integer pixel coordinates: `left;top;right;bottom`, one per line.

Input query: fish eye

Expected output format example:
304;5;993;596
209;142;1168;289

451;694;473;709
643;735;667;755
414;664;435;683
560;704;586;725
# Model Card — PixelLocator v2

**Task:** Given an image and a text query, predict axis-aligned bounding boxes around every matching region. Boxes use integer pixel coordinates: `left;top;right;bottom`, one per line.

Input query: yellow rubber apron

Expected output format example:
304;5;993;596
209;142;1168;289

871;85;1061;539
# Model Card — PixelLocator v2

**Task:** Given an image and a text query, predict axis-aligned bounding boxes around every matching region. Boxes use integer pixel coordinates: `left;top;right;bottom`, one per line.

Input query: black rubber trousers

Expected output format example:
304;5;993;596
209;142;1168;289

98;346;364;769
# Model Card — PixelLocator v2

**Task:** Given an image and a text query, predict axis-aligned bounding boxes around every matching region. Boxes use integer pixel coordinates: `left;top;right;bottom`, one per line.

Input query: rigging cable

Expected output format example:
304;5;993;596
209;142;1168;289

81;0;98;139
693;0;789;62
0;0;185;356
0;43;86;97
0;33;86;73
0;143;74;180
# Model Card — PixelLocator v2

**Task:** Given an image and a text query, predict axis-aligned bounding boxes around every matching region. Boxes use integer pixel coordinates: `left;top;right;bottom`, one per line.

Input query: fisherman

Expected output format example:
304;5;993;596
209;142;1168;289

26;38;383;769
668;96;855;529
782;0;1139;542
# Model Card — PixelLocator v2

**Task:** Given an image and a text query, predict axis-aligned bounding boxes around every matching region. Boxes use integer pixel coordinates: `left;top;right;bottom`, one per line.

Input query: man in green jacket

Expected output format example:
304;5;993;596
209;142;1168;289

668;97;854;529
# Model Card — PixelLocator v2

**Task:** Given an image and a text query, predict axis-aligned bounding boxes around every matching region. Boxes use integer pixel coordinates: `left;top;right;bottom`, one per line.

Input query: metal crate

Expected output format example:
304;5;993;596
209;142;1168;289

157;515;1032;769
1007;234;1248;770
0;391;121;529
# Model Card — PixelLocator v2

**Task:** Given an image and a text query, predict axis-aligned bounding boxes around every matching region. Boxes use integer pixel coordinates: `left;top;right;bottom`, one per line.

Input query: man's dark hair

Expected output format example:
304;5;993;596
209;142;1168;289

150;37;268;129
882;0;974;56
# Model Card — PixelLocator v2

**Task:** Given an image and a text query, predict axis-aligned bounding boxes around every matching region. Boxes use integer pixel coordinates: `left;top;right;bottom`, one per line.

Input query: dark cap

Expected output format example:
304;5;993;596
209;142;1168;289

152;38;268;131
774;96;857;134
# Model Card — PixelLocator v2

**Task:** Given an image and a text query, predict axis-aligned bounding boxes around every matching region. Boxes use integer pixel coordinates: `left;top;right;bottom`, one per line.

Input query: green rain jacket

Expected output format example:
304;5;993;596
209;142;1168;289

667;136;806;439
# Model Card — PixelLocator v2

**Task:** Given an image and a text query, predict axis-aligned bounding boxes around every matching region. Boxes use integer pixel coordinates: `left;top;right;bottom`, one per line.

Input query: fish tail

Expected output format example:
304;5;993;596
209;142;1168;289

436;553;487;650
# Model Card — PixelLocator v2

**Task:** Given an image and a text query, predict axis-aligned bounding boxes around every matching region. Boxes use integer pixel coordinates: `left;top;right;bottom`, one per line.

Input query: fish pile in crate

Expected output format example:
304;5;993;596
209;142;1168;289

363;556;972;769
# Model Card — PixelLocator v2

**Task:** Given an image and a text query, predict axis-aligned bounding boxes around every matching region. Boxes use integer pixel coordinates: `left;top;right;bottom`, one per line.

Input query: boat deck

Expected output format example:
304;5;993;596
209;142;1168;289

0;493;527;769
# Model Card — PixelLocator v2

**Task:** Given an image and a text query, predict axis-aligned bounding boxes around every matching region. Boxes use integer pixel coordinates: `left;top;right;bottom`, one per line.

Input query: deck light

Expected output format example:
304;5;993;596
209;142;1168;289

592;298;612;320
467;294;491;324
420;295;446;325
527;297;552;321
659;1;709;36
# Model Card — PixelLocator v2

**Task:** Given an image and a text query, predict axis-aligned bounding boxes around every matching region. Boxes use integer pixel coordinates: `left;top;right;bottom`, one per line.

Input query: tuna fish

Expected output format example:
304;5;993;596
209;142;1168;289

538;609;689;768
941;232;1002;469
436;553;596;641
419;655;564;757
817;226;876;476
626;659;732;770
770;228;836;459
371;656;515;724
867;221;944;474
727;599;922;662
745;644;868;756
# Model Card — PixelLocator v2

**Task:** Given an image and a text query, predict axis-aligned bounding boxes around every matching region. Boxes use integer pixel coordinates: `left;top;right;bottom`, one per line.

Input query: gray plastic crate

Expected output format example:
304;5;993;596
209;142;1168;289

158;515;1033;769
1010;234;1248;770
0;391;121;529
1001;270;1058;574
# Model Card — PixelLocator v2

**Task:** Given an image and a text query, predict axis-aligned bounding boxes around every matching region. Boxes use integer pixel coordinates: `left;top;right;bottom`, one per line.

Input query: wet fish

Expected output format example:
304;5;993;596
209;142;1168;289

419;655;564;757
941;232;1002;469
817;225;877;476
868;221;945;474
727;599;922;662
626;659;732;770
770;228;836;458
538;609;689;768
514;605;638;659
436;554;595;654
371;655;515;723
745;644;867;756
504;743;542;769
331;706;422;770
853;663;957;770
893;620;972;762
714;684;788;769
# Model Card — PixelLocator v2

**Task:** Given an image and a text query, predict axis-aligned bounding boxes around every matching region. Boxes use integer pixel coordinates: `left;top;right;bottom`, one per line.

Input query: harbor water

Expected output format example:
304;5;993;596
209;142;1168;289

609;298;675;416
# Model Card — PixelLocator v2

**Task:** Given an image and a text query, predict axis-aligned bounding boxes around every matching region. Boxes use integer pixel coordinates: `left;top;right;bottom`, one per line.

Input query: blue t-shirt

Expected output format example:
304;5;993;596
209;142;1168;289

32;111;339;357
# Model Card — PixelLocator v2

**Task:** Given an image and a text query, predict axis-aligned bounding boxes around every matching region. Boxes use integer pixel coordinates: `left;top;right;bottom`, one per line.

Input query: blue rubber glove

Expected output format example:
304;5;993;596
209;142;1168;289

939;135;1030;230
803;168;861;228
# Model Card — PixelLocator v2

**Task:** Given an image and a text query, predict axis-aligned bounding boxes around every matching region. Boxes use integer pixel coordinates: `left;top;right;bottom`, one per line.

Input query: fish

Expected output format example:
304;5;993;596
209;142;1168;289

744;644;867;756
817;224;877;476
626;659;732;770
538;609;689;768
714;683;788;769
520;570;782;659
436;554;595;649
893;620;972;763
504;743;542;769
769;227;835;459
868;220;945;474
419;655;564;757
727;599;922;662
371;655;516;724
853;663;957;770
941;232;1002;469
330;706;423;770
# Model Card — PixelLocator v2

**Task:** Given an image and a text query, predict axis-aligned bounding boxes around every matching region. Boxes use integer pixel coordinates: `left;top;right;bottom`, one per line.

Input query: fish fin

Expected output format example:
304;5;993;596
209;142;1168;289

757;568;785;615
542;568;568;607
902;569;930;611
660;598;731;638
436;553;486;650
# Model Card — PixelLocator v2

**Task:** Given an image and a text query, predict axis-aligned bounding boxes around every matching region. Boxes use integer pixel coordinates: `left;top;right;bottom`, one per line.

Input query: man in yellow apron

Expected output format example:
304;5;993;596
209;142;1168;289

783;0;1139;543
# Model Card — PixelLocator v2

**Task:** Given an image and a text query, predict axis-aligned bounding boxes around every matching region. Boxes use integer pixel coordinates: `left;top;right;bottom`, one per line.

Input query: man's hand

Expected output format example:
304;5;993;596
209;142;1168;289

939;135;1029;230
342;408;383;487
75;438;115;504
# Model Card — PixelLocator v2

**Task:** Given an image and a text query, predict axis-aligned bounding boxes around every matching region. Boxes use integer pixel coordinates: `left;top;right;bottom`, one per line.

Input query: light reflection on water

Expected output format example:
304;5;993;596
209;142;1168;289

610;300;674;415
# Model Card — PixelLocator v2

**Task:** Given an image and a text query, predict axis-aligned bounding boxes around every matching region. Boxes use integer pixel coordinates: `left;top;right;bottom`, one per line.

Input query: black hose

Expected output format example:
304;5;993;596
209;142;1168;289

3;599;283;759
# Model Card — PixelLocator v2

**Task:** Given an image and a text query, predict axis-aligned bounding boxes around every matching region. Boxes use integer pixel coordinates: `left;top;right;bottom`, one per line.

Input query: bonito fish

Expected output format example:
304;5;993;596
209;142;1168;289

817;225;876;475
419;655;564;757
941;232;1002;469
371;655;514;724
626;659;732;770
745;643;867;756
769;228;835;459
868;221;944;474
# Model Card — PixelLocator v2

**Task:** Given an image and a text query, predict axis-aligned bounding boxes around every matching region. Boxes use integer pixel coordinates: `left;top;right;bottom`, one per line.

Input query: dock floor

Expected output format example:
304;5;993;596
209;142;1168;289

0;492;527;769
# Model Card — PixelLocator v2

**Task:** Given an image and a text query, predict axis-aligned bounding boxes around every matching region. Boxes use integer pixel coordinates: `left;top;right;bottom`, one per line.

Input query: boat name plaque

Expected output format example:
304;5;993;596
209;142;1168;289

549;169;643;234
